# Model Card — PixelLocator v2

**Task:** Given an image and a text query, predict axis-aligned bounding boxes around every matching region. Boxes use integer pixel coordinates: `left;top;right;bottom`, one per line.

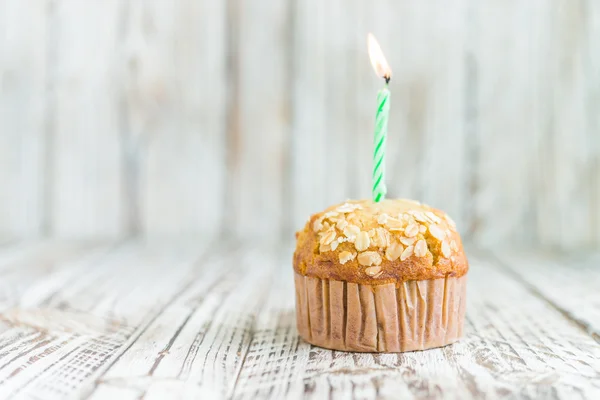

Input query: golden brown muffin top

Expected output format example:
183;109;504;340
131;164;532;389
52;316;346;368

294;199;468;285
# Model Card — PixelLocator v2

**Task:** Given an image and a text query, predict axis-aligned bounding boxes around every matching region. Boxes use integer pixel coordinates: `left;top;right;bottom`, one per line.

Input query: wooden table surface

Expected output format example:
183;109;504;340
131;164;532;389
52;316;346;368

0;240;598;399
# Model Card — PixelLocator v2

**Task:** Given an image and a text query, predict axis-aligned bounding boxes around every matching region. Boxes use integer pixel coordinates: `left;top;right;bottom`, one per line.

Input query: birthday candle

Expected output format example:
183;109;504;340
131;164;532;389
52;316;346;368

373;86;390;202
368;33;392;202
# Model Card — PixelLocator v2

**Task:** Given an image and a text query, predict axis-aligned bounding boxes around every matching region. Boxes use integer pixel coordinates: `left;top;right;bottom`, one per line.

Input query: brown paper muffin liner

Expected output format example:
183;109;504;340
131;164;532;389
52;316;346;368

294;273;467;352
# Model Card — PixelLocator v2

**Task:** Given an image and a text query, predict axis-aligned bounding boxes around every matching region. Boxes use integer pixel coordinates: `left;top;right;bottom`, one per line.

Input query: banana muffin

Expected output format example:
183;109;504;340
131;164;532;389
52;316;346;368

293;199;468;352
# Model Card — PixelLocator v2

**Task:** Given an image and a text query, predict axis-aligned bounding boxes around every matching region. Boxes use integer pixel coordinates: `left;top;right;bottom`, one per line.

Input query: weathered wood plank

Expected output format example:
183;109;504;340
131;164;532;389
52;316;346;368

467;1;540;245
534;0;596;248
399;1;468;226
290;0;328;232
231;251;600;399
0;1;598;248
0;240;209;398
0;0;47;237
318;0;359;205
51;0;124;237
88;245;279;399
291;0;368;230
229;0;292;238
0;242;96;300
586;0;600;247
0;244;598;399
492;249;600;340
118;0;227;236
0;243;116;399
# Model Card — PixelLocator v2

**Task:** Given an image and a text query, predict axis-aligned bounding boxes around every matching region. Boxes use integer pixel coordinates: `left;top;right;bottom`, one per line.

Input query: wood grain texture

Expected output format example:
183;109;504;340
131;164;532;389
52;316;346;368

90;245;278;398
0;240;209;399
492;248;600;341
0;243;598;398
1;0;600;245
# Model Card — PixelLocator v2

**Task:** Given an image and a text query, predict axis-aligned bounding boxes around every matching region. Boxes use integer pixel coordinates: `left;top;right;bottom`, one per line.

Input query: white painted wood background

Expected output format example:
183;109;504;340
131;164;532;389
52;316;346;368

1;0;599;249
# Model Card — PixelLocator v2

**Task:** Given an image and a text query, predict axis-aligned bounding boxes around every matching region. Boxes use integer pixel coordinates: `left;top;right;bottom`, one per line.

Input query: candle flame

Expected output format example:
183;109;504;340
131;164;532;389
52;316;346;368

368;33;392;83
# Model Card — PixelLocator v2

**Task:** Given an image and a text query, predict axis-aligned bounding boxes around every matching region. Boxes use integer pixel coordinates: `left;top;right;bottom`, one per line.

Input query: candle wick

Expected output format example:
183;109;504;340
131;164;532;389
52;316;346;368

384;76;391;85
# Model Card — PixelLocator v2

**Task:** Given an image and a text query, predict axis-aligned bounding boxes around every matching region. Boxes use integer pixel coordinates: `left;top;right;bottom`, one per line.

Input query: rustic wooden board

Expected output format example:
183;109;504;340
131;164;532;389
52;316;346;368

0;240;209;398
467;0;540;245
0;0;47;237
51;0;125;237
492;249;600;341
229;0;292;237
0;243;597;398
120;0;228;236
289;0;331;231
90;244;278;399
531;0;600;249
541;0;596;249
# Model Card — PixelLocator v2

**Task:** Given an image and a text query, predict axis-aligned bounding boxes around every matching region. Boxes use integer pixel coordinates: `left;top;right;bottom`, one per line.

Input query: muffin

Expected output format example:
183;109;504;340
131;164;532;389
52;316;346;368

293;199;468;352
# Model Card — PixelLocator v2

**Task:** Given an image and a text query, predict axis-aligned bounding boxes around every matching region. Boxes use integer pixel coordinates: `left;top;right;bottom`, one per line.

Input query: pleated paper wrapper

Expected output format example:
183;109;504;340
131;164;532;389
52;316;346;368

294;273;467;352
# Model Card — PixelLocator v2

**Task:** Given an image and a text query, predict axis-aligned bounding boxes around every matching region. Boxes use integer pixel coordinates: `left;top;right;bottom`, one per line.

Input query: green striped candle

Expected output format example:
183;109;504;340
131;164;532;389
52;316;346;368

373;86;390;202
368;33;392;202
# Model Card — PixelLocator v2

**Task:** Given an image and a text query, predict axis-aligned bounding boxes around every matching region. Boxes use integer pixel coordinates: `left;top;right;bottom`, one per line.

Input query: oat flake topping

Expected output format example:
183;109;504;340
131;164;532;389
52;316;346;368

310;199;459;268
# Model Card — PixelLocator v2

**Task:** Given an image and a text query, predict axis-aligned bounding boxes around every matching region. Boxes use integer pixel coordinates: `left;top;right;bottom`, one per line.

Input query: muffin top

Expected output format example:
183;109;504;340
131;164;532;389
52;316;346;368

294;199;468;285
